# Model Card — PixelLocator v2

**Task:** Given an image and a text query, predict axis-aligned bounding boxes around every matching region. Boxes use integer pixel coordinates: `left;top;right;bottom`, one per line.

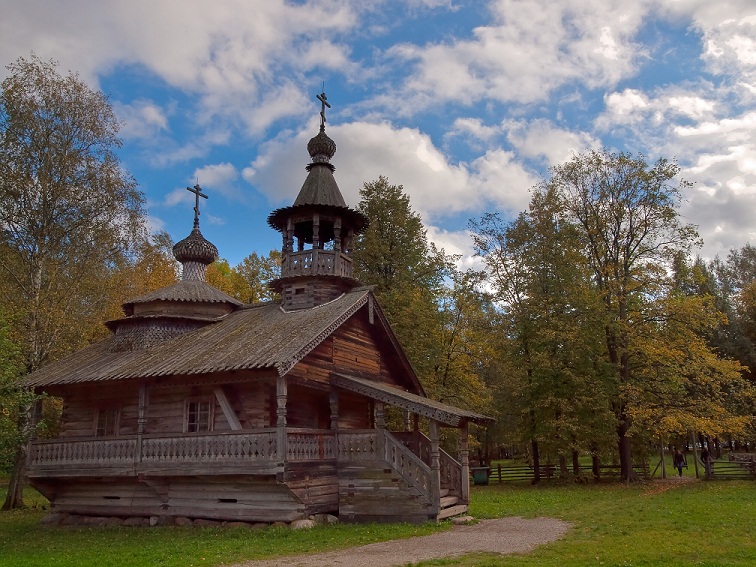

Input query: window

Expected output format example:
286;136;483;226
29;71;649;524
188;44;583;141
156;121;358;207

95;408;119;437
186;399;213;433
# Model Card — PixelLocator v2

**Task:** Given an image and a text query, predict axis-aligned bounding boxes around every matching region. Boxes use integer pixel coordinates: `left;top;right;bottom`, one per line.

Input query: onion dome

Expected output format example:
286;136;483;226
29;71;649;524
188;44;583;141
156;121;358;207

307;128;336;166
173;228;218;265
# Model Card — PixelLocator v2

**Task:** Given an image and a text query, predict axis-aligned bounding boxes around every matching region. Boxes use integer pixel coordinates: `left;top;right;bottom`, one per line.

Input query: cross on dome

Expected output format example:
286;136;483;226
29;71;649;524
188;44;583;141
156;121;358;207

186;183;208;229
317;90;330;131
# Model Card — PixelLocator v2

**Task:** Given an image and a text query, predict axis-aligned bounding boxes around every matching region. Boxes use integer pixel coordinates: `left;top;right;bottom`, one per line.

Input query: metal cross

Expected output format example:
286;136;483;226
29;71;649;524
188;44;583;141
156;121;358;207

317;91;330;130
186;183;208;228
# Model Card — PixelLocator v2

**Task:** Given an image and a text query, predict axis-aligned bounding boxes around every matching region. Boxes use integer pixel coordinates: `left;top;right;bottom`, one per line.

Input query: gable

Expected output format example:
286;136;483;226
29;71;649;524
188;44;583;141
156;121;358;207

286;297;423;395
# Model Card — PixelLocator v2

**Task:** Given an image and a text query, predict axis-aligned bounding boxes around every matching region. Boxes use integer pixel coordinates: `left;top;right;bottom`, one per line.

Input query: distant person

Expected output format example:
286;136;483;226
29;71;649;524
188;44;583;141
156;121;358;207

701;446;713;479
673;449;687;477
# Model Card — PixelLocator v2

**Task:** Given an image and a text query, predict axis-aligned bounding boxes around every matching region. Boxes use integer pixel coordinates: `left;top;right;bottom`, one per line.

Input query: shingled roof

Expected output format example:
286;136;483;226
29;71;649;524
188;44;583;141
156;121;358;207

123;280;243;309
23;288;385;388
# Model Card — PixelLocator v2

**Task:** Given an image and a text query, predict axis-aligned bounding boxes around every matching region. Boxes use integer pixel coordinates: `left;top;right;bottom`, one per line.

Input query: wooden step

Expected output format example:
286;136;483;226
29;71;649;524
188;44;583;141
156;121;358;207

439;488;450;498
437;503;468;520
439;495;459;508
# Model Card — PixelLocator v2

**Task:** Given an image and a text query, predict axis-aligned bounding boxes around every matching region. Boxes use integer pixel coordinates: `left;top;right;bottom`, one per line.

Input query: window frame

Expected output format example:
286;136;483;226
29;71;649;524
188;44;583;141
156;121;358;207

93;407;120;437
184;398;214;433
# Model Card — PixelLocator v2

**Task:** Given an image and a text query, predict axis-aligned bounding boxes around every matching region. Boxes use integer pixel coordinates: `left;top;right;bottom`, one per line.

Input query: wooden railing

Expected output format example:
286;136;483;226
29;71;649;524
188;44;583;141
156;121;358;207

286;429;335;461
29;437;137;467
393;431;463;499
141;430;278;464
439;450;463;498
28;429;340;473
337;430;379;461
281;249;353;279
383;431;432;500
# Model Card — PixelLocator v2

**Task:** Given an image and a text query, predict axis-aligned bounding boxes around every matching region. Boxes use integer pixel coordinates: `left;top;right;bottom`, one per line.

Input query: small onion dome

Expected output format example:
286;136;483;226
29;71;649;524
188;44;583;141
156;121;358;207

172;228;218;265
307;128;336;164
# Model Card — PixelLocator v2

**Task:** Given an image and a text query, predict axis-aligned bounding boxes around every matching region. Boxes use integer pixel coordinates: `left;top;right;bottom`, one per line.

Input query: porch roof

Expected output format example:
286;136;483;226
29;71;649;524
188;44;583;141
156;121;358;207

331;373;494;427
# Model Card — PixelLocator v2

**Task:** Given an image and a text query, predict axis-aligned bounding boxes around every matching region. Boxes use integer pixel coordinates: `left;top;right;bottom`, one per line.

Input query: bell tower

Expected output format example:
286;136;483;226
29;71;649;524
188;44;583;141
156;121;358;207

267;91;368;310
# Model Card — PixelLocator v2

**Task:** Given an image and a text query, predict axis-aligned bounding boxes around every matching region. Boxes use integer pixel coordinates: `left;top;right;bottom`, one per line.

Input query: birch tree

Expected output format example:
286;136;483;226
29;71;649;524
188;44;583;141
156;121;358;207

0;55;145;508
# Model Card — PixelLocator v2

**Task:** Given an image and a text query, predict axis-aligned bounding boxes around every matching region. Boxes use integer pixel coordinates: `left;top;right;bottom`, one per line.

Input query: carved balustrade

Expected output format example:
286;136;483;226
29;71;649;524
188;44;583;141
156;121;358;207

383;431;432;498
28;429;341;474
140;430;278;463
336;430;379;461
286;429;335;461
28;437;137;467
281;249;353;278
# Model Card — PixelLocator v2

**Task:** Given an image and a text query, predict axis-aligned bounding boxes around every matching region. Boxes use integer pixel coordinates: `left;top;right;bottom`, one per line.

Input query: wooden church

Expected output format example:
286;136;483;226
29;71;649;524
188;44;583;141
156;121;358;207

22;94;492;524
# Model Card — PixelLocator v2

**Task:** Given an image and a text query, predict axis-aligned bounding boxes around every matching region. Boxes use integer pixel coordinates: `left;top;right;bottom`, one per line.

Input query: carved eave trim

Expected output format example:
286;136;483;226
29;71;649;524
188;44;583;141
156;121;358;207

274;291;371;376
331;373;494;427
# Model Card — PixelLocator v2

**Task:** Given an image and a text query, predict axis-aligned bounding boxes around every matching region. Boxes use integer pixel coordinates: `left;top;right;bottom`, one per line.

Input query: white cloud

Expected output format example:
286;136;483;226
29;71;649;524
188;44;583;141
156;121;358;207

115;99;170;140
386;0;650;111
192;162;241;201
504;118;600;166
164;187;190;208
0;0;359;132
426;225;486;272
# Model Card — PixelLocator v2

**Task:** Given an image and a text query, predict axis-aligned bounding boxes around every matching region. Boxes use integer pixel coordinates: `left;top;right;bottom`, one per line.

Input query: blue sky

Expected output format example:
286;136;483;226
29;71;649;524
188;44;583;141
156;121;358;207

2;1;756;268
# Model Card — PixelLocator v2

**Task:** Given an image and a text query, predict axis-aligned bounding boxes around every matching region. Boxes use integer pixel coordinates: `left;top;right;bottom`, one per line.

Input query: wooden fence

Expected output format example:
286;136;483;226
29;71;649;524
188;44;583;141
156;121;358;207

480;462;650;484
707;460;756;481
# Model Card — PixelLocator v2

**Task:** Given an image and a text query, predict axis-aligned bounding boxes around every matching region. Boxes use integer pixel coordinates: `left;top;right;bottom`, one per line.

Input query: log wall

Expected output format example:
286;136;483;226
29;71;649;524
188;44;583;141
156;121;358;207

43;475;322;522
57;377;274;438
338;461;434;524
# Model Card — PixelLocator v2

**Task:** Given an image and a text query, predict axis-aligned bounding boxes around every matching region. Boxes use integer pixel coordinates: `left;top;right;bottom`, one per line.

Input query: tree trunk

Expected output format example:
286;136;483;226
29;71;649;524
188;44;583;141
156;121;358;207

2;445;28;510
572;450;580;476
618;417;633;482
1;405;33;510
592;451;601;483
559;454;568;478
531;439;541;485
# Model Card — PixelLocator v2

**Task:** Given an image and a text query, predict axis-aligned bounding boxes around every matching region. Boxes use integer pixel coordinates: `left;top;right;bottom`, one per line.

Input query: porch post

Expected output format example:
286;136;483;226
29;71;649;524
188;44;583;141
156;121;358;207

374;401;385;429
330;389;339;459
136;383;147;464
276;376;288;462
460;421;470;503
429;419;441;509
375;401;386;457
329;389;339;429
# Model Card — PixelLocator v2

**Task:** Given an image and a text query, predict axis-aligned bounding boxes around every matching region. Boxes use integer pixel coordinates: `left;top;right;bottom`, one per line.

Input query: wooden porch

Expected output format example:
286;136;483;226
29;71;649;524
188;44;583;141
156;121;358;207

27;427;468;521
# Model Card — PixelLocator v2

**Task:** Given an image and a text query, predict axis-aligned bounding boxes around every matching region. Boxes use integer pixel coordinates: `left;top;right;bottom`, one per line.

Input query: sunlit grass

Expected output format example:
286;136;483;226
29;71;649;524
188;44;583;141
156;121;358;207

1;479;754;566
0;484;446;567
423;480;755;566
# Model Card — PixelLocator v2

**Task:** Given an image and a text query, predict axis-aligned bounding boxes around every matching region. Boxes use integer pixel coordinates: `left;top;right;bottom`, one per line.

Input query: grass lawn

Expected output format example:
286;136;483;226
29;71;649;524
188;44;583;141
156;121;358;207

1;479;754;566
0;485;446;567
423;479;755;566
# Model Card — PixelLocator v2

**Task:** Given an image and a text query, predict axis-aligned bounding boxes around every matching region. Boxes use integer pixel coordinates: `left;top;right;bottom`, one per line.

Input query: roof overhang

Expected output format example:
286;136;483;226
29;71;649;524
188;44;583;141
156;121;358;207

331;373;494;427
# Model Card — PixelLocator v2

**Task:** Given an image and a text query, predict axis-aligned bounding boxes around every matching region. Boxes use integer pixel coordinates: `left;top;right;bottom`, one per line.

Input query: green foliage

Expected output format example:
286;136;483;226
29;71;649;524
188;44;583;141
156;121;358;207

207;250;281;303
472;150;753;473
0;54;146;372
352;177;451;379
352;177;495;429
0;54;149;507
0;313;24;473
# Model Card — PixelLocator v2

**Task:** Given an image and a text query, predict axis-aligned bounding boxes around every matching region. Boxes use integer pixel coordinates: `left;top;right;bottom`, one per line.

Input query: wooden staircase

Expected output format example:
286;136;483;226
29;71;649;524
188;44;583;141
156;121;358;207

437;488;468;520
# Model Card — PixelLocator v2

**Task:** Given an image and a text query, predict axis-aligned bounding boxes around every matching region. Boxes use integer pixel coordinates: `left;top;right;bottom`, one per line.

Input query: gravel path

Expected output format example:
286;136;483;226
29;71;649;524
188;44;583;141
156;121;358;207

231;516;571;567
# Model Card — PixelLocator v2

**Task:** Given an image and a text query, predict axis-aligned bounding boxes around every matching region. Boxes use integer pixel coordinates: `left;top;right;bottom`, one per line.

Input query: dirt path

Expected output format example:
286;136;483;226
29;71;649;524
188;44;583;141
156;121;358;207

230;516;571;567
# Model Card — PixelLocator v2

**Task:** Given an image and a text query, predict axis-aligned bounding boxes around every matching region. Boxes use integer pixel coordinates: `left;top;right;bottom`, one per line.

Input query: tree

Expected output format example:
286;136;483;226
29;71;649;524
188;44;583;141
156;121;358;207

0;55;146;508
352;177;455;383
542;150;715;479
0;311;24;473
207;250;281;303
471;186;614;481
